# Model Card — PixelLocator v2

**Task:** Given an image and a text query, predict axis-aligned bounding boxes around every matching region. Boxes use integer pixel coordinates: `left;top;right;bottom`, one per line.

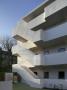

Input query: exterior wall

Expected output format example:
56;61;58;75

45;51;67;65
40;79;67;89
12;0;67;89
13;21;67;43
44;45;67;54
32;66;67;79
17;56;33;67
28;13;45;29
12;42;67;66
12;20;41;42
17;40;36;49
45;0;67;17
42;21;67;42
0;81;12;90
34;51;67;65
32;69;44;78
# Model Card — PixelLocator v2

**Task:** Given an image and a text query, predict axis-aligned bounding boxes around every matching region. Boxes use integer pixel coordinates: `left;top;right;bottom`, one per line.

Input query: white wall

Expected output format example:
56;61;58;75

28;13;45;29
45;51;67;65
42;22;67;42
32;66;67;79
32;69;44;78
45;0;67;17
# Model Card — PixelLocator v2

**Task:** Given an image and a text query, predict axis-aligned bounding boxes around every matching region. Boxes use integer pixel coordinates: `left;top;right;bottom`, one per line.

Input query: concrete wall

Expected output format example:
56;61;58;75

45;51;67;65
12;20;42;42
42;21;67;42
12;0;67;89
32;69;44;79
34;51;67;65
28;13;45;29
13;21;67;43
12;44;35;65
12;43;67;66
0;81;12;90
17;56;34;67
40;79;67;89
5;73;13;81
32;66;67;79
45;0;67;17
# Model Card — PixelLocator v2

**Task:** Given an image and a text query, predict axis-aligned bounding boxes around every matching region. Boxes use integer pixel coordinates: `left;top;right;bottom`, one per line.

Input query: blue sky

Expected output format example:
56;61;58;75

0;0;45;37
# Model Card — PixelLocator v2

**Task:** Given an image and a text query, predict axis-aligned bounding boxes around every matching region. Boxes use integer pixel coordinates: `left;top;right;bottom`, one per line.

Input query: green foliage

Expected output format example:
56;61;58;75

0;65;12;72
0;72;5;81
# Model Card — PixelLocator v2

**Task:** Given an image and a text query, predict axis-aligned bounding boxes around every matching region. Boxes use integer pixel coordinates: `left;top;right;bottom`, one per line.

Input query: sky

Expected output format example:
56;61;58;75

0;0;45;37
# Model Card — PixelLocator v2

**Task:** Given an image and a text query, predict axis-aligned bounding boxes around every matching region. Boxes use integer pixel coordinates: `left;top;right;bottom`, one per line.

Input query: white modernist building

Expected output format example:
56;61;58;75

12;0;67;89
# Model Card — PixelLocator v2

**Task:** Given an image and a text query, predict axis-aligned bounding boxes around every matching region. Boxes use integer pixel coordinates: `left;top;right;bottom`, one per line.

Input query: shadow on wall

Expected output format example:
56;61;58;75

13;72;22;83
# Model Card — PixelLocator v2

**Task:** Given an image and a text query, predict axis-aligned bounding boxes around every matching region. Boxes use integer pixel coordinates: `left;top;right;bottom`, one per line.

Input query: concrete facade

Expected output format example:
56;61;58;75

12;0;67;89
0;81;12;90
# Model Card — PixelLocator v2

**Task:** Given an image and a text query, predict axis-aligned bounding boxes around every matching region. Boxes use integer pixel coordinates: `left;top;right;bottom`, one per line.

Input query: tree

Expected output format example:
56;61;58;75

0;48;3;69
0;36;17;72
0;36;16;51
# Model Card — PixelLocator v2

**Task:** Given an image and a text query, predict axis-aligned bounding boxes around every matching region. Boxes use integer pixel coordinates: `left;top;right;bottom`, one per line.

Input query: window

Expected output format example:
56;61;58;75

58;48;65;52
58;71;65;79
44;72;49;78
34;72;37;75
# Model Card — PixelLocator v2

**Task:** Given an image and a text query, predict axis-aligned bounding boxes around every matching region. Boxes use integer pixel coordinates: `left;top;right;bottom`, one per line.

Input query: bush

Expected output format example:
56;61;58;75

0;72;5;81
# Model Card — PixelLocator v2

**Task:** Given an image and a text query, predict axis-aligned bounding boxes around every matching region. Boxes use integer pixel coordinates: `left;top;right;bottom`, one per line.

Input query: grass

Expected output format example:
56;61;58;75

13;83;49;90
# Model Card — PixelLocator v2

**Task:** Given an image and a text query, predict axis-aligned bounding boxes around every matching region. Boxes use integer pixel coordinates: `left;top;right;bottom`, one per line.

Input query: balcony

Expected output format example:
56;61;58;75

12;45;35;65
45;0;67;18
17;41;37;49
34;51;67;66
33;22;67;49
12;20;44;42
12;15;67;48
40;79;67;89
32;0;67;31
12;21;67;49
12;45;67;66
28;13;45;30
42;21;67;42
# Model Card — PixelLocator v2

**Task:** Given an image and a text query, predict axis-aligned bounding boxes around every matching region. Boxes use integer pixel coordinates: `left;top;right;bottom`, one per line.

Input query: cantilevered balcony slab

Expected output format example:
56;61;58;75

13;35;27;42
17;40;37;49
45;0;67;18
28;13;46;30
12;45;67;66
12;7;67;47
45;51;67;66
12;45;39;66
13;21;67;51
13;21;67;50
12;20;43;43
31;6;67;31
42;21;67;42
17;57;34;68
31;21;67;49
12;44;37;65
34;51;67;66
